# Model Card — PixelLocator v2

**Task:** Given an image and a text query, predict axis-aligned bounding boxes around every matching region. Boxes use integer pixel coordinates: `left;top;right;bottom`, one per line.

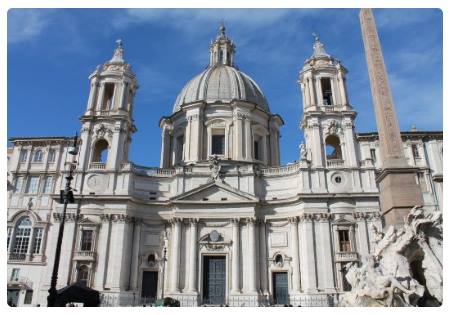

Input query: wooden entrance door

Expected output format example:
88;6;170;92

202;256;226;305
141;271;158;301
273;272;288;305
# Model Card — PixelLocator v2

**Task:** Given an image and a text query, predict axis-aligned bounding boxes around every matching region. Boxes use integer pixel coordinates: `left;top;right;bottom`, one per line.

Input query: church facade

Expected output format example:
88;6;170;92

7;25;443;307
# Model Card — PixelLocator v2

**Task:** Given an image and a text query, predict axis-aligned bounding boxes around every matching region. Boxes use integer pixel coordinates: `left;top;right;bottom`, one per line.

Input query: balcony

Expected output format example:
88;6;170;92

89;162;106;170
73;250;97;261
8;253;26;261
326;159;344;168
335;251;358;262
7;276;33;290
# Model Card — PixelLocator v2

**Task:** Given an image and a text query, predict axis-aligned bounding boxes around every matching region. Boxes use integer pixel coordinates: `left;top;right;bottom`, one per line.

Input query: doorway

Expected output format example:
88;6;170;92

202;256;226;305
141;271;158;302
272;272;288;305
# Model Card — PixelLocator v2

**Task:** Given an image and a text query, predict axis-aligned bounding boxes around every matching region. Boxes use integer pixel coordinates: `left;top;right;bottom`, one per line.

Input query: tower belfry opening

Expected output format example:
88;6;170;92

321;78;333;105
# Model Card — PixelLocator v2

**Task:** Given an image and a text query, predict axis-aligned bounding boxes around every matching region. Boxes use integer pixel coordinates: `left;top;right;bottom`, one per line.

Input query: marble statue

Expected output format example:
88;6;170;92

300;142;307;160
339;206;442;307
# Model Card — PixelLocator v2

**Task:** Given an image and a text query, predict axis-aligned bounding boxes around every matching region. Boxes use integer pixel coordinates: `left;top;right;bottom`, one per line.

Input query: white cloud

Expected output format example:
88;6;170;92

8;9;51;44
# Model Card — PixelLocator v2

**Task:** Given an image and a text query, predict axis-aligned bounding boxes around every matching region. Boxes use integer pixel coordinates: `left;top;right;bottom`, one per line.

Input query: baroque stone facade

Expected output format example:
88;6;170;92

7;25;442;307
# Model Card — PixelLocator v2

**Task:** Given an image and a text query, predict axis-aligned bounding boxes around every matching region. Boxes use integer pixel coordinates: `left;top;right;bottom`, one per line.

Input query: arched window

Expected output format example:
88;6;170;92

92;139;109;163
19;150;28;163
48;149;56;163
77;265;89;287
325;135;342;160
11;217;32;261
33;149;44;162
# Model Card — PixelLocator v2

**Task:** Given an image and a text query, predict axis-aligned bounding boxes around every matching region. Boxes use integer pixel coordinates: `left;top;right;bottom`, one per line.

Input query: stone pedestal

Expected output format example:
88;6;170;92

377;168;424;226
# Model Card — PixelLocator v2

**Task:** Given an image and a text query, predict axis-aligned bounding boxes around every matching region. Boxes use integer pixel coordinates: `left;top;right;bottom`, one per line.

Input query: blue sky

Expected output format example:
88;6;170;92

7;8;443;166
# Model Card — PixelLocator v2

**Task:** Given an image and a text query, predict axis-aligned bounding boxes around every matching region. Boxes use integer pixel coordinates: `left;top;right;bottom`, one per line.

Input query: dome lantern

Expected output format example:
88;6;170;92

209;23;236;67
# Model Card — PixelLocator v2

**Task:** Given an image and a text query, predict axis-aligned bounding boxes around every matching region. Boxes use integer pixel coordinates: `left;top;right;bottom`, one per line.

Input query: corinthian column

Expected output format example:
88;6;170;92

231;218;240;293
360;9;423;226
188;218;198;292
289;217;301;293
169;218;182;293
246;218;258;293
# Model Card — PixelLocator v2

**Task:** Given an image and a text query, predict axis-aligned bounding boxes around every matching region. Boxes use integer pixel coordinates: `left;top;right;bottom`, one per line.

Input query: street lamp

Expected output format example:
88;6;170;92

161;246;167;299
47;134;79;307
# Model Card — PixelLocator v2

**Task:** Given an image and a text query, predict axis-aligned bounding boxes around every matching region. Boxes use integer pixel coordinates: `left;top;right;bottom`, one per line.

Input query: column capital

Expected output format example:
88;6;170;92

109;214;134;223
288;216;299;224
245;217;256;225
189;217;199;225
169;217;183;224
100;214;111;222
230;218;241;225
299;213;314;222
314;213;331;222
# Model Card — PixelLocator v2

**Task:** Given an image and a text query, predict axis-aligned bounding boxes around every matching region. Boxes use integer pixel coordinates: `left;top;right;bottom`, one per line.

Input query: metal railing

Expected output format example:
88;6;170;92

9;253;26;261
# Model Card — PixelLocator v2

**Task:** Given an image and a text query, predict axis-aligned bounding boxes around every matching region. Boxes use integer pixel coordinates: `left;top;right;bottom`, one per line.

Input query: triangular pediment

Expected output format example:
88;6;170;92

171;180;258;204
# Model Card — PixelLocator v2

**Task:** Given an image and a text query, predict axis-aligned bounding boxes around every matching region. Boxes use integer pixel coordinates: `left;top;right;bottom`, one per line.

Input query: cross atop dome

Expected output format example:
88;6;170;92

311;32;330;58
209;23;236;67
110;38;125;63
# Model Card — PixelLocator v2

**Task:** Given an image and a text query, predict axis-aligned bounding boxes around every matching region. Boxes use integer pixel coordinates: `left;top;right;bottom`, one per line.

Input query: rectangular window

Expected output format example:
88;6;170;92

48;149;56;163
13;227;31;258
370;148;377;162
254;140;260;160
14;176;24;193
32;228;43;254
338;230;351;252
25;176;40;194
321;77;333;105
412;144;420;159
212;135;225;155
43;176;53;194
24;290;33;304
80;230;93;251
175;135;184;163
11;268;20;281
19;150;28;163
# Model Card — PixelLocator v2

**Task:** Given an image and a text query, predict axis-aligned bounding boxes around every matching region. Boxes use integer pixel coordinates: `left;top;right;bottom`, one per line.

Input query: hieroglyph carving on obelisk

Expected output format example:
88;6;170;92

360;8;406;168
359;8;423;227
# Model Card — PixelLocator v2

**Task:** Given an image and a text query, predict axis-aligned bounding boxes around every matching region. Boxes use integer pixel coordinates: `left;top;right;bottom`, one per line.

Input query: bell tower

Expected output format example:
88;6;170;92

78;39;138;172
299;35;358;169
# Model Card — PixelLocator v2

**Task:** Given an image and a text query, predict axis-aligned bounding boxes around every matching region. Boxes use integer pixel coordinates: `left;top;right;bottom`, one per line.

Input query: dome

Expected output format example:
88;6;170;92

173;65;270;113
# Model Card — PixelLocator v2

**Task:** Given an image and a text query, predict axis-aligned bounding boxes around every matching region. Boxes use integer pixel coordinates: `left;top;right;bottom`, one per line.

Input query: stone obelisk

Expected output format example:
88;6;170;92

359;9;423;227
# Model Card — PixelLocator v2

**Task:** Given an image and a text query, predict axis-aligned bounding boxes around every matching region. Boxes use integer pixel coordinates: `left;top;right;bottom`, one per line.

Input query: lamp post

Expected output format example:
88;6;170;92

47;134;79;307
161;246;167;299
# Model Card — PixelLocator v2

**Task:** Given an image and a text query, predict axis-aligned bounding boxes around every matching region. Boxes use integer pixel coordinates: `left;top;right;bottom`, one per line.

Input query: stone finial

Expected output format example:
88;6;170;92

110;38;124;63
218;22;226;37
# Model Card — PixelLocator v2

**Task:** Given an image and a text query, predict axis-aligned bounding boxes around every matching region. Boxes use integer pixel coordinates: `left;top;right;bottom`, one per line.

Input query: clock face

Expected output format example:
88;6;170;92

210;230;220;242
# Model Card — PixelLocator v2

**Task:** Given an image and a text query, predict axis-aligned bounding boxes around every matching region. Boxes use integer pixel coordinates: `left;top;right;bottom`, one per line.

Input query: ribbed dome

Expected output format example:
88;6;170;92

173;65;270;113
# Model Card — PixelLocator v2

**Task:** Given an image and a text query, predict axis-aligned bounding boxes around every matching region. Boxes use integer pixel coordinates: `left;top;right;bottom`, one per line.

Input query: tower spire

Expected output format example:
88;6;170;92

110;38;124;63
